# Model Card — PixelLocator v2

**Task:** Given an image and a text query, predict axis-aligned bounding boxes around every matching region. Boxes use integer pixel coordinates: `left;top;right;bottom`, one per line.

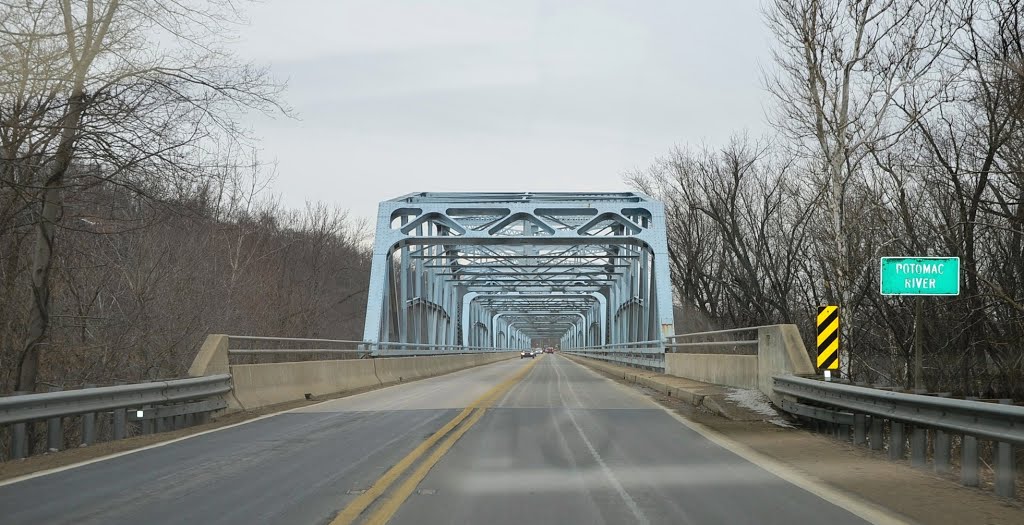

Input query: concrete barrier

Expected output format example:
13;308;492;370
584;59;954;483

225;352;515;410
188;335;518;410
188;334;229;377
665;354;758;389
756;324;815;404
229;359;380;409
663;324;815;405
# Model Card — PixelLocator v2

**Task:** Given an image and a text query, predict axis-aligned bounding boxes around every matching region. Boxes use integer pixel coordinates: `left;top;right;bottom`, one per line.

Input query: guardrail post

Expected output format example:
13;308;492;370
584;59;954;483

11;421;27;459
113;408;127;440
174;414;185;430
9;391;30;459
142;406;154;435
934;430;951;474
961;435;979;487
853;414;866;445
996;440;1015;498
110;381;127;440
995;400;1015;498
889;421;905;460
46;386;62;452
910;426;926;468
46;416;62;451
869;416;883;451
838;423;850;442
80;383;96;446
82;412;96;446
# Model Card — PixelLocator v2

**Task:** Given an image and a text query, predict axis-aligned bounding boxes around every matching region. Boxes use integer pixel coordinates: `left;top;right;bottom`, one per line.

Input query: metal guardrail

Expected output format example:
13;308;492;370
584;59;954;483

370;342;519;356
1;375;231;461
664;328;759;354
226;336;518;359
564;341;666;370
563;326;772;369
774;375;1023;499
666;326;765;338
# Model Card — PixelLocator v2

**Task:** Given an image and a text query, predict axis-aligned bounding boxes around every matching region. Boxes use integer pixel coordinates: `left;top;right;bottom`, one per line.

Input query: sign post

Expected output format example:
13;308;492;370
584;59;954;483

879;257;961;391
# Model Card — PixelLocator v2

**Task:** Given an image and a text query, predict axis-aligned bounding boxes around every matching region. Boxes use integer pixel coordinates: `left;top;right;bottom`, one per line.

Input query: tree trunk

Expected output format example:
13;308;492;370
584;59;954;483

14;91;86;392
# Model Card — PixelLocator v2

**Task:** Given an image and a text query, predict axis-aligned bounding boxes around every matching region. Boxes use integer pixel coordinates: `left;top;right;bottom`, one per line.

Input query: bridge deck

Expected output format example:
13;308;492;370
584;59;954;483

1;357;883;525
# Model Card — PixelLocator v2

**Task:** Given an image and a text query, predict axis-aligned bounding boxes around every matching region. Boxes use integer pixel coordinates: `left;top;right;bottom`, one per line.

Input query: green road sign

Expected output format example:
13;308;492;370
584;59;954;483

880;257;960;296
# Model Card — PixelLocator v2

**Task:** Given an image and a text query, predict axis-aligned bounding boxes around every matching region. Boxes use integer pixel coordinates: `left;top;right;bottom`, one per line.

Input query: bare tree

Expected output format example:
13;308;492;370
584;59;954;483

628;136;813;328
763;0;957;376
0;0;287;391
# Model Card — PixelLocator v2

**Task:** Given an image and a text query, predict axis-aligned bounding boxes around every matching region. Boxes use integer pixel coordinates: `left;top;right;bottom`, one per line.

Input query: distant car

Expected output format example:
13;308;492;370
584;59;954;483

520;350;535;359
544;348;554;354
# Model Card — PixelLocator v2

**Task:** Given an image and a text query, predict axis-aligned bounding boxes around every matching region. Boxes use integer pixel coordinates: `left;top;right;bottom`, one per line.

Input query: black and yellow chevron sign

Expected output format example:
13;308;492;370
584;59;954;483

816;305;839;370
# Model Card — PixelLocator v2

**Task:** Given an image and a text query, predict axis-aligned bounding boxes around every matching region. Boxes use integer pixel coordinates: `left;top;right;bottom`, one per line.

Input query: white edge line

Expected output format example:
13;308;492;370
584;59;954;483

0;407;296;488
653;404;917;525
0;358;522;488
565;356;918;525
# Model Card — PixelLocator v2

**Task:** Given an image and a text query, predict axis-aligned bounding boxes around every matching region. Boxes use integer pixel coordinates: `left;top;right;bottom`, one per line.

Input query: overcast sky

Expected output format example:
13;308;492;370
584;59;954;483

234;0;773;223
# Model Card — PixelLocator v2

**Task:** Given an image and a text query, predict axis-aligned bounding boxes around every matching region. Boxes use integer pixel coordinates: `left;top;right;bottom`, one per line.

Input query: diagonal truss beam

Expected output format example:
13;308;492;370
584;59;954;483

362;192;673;354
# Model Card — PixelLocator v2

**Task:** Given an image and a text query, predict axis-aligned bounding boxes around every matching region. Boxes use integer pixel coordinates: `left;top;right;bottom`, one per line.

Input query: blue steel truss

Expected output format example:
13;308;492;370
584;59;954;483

362;192;674;354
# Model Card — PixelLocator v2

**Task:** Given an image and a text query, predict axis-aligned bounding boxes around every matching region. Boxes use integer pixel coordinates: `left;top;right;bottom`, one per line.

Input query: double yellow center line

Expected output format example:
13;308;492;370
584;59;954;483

330;358;539;525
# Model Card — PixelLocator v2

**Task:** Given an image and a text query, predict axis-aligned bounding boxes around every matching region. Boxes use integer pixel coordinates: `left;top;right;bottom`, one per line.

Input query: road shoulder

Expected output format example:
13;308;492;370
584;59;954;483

566;355;1024;525
0;357;513;483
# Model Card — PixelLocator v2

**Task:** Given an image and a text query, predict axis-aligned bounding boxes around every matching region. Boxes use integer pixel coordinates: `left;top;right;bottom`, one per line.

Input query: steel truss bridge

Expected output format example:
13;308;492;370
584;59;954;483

362;192;674;354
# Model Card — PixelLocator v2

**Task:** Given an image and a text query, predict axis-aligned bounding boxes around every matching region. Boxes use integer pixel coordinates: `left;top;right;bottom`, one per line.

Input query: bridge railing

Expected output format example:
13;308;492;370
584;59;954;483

774;375;1023;500
225;336;367;364
562;341;665;370
368;341;521;356
224;335;519;363
561;326;772;371
664;327;760;354
0;375;231;461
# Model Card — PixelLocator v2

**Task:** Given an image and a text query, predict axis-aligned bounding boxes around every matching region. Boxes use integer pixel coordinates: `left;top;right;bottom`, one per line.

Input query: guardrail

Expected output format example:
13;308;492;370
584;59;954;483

774;375;1023;500
563;341;665;370
665;327;760;354
562;326;773;370
225;335;519;360
1;375;231;461
369;342;520;356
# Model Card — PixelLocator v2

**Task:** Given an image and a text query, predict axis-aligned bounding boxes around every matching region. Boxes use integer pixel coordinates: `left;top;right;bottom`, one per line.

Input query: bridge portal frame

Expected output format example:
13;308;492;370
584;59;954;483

362;192;674;354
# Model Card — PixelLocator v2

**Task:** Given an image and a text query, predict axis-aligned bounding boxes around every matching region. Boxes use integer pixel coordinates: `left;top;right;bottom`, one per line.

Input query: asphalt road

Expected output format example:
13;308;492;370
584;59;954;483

0;355;884;525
